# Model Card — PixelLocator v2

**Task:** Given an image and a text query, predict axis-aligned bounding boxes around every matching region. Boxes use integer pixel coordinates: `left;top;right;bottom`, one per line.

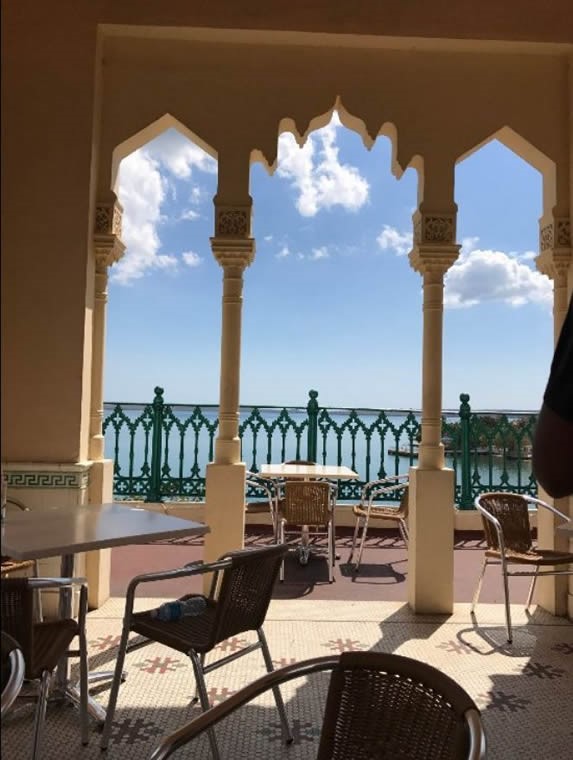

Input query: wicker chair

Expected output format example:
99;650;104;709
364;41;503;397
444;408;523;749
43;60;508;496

1;631;25;717
245;471;279;536
149;651;486;760
1;497;43;621
472;492;573;642
348;476;409;572
0;577;89;759
100;544;292;759
277;480;337;582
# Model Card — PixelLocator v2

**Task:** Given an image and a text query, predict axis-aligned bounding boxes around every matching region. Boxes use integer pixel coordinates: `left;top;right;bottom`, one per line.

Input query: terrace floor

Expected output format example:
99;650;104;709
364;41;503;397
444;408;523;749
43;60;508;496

2;530;571;760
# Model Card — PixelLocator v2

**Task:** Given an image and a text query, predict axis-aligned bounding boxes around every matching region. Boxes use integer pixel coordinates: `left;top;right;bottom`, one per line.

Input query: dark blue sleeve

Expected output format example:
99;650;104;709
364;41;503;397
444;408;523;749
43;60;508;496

543;295;573;422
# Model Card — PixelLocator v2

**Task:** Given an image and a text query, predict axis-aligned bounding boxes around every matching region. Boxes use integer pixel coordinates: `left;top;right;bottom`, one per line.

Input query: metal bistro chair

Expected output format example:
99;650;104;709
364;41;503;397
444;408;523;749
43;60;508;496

1;577;89;759
278;480;337;582
1;631;26;717
348;475;409;572
150;651;486;760
472;492;573;642
101;544;292;759
1;495;43;621
245;471;279;537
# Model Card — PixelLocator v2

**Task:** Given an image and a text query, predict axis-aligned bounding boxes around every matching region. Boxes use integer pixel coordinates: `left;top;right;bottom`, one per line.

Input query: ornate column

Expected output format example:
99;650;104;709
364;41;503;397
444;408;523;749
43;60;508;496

203;199;255;569
90;200;125;460
407;210;460;613
535;214;572;617
85;199;125;609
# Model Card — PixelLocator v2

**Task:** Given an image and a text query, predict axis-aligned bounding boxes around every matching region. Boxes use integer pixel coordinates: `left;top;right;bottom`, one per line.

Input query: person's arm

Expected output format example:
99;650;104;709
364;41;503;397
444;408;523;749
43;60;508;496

532;296;573;499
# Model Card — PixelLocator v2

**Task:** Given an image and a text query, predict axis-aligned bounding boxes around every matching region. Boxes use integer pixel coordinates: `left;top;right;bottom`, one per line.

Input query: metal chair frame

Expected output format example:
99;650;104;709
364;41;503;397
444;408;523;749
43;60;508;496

0;577;89;759
100;546;292;759
245;471;279;536
1;631;26;717
277;480;337;583
472;492;572;643
1;497;43;621
348;475;409;572
150;653;486;760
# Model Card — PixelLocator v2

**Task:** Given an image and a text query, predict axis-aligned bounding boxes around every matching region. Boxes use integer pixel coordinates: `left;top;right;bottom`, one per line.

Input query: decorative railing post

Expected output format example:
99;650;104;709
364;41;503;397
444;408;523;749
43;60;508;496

458;393;473;509
146;387;165;503
306;390;319;463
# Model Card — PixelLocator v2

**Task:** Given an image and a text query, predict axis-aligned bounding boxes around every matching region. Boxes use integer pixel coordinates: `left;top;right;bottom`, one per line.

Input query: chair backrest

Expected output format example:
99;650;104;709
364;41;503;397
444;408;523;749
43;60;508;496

0;579;35;671
396;484;409;518
282;480;332;526
476;492;532;554
1;631;25;717
318;651;481;760
210;544;287;646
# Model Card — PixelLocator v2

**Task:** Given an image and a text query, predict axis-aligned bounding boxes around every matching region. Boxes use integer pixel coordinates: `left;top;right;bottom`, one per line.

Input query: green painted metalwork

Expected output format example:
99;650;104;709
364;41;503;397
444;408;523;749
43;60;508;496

103;389;538;505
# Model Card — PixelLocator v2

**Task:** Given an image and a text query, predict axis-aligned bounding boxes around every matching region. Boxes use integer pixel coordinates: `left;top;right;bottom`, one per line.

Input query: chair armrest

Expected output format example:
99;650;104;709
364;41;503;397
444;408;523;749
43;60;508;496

1;646;25;717
149;656;339;760
527;496;571;523
361;475;408;501
474;498;506;554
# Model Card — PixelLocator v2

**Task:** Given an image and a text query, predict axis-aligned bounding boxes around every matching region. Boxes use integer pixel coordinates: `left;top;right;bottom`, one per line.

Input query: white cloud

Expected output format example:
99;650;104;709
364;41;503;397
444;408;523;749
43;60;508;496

182;251;202;268
264;234;273;242
376;225;413;256
310;246;329;260
112;150;178;284
146;129;216;179
276;245;291;259
180;209;200;221
277;112;369;217
444;245;552;309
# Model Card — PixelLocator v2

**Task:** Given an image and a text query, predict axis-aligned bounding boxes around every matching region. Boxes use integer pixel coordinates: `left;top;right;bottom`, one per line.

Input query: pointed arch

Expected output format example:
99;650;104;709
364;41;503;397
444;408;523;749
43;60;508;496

110;113;218;192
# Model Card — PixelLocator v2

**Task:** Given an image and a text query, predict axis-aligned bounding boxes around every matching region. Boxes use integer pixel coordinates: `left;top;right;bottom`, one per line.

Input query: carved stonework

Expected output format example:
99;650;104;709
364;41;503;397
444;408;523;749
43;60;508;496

215;206;250;237
556;219;571;248
536;249;572;282
539;217;571;252
95;201;123;237
423;215;455;244
94;238;126;272
211;237;255;269
409;248;460;278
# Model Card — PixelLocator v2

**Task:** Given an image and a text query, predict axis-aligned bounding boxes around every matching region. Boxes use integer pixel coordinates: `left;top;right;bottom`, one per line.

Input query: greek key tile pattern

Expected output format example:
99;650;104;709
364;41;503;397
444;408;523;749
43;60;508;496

1;599;571;759
6;470;89;489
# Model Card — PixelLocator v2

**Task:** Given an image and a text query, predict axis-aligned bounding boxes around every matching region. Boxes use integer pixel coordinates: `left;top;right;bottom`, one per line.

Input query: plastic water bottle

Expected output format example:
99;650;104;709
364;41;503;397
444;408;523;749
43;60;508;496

150;596;207;622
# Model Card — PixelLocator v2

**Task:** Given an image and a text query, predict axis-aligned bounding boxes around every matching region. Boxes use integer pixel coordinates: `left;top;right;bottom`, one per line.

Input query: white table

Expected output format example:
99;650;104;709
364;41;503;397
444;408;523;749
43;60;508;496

260;463;359;480
1;502;209;723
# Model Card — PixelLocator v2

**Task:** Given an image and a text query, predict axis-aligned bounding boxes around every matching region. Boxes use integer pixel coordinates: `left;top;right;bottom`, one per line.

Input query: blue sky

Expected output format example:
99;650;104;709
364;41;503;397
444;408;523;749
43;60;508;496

105;115;553;412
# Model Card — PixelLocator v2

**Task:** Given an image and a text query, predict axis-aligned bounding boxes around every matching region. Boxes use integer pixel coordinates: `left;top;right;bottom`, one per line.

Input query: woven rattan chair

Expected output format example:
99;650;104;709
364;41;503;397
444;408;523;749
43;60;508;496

348;475;409;572
101;544;292;759
278;480;337;582
472;492;573;642
245;471;279;536
149;651;486;760
1;631;25;717
1;496;43;621
0;577;89;758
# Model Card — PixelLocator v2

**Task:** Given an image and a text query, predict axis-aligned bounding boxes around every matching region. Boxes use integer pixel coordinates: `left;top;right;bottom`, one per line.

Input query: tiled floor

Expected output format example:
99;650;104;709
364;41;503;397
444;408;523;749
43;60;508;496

2;597;572;759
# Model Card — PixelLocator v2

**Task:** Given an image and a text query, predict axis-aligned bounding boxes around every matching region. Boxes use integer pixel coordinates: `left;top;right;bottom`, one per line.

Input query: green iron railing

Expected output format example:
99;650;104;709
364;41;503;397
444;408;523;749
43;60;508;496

103;389;538;507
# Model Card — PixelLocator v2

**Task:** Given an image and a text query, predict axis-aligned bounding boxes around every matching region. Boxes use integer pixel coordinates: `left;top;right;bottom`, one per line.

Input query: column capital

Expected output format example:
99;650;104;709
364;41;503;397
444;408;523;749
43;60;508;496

409;247;460;279
536;216;571;282
214;201;252;238
94;200;126;272
413;210;457;247
210;237;255;270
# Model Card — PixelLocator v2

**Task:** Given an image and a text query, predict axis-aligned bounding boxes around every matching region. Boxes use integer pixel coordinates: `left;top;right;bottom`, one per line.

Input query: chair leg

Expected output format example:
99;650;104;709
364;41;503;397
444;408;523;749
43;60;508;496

191;653;206;704
279;521;285;582
78;613;90;745
100;621;132;750
526;566;539;611
501;558;513;644
348;516;361;564
257;629;293;744
471;557;488;615
189;651;220;760
399;519;409;547
32;670;51;760
327;522;334;583
355;514;370;571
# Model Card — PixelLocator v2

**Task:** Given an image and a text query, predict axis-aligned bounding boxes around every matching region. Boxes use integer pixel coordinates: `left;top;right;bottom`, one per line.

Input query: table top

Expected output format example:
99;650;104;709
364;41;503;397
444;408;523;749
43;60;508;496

259;464;359;480
1;502;209;560
556;521;573;535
